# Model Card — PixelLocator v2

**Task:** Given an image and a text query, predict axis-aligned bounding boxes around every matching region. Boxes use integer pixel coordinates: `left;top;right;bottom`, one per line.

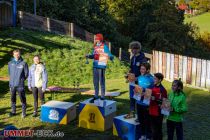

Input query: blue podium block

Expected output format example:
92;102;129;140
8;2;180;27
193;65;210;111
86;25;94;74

41;100;76;124
113;114;140;140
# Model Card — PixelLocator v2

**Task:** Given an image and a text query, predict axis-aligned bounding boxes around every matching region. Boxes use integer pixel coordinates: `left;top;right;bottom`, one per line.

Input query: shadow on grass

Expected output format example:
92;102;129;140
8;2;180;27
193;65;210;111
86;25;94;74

0;80;9;98
183;90;210;139
0;28;77;69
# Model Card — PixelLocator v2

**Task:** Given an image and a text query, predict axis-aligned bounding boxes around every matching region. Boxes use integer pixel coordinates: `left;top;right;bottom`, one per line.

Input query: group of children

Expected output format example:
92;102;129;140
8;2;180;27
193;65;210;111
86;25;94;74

85;33;188;140
125;41;187;140
85;34;187;140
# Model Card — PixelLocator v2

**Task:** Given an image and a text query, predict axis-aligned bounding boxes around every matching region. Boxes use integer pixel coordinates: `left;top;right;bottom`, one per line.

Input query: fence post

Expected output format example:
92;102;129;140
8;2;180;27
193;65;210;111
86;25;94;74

108;42;111;52
18;11;23;29
47;17;51;32
70;23;74;38
119;48;122;60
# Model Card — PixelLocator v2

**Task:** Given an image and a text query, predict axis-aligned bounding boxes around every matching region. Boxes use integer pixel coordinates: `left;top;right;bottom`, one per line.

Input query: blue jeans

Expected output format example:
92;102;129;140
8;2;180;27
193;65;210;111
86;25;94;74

93;68;105;98
167;120;183;140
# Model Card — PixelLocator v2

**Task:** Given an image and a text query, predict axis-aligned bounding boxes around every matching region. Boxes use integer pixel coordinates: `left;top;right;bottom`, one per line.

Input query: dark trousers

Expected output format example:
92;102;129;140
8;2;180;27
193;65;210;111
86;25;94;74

137;104;151;139
10;87;26;114
150;115;163;140
93;68;105;98
129;85;136;111
167;120;183;140
130;98;136;111
32;87;45;112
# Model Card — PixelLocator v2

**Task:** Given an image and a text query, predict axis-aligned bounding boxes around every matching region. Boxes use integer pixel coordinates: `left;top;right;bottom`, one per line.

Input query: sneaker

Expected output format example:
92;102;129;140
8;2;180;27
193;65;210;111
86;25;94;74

139;136;146;140
100;97;105;100
8;112;16;117
32;112;37;117
135;118;139;123
90;97;97;103
124;112;135;119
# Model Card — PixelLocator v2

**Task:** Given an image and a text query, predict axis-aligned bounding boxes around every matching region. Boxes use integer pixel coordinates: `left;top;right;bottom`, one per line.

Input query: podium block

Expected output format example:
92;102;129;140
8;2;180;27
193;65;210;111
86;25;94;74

79;98;116;131
113;114;140;140
41;100;76;124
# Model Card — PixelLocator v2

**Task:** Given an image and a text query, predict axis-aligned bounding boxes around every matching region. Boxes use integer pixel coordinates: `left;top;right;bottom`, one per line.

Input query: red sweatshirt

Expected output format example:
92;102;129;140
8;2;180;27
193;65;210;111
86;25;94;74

149;84;167;116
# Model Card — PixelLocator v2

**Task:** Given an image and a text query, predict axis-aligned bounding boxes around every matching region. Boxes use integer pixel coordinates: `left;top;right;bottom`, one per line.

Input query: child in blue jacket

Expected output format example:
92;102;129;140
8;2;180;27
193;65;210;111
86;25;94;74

86;33;114;102
125;41;147;119
135;62;154;140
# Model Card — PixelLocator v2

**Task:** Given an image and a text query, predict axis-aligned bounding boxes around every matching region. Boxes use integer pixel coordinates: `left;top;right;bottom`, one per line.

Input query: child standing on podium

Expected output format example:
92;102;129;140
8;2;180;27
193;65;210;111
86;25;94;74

124;41;147;119
86;33;114;103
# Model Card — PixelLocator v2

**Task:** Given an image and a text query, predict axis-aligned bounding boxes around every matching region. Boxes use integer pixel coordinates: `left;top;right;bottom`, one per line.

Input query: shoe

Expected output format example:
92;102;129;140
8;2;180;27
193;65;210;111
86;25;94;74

139;136;146;140
90;97;97;103
100;97;105;100
124;111;135;119
135;118;139;123
32;112;37;117
8;112;16;117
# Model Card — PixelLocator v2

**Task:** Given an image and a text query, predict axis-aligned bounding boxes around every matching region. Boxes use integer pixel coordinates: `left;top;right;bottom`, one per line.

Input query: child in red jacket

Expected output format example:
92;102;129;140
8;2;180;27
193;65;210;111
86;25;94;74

149;73;167;140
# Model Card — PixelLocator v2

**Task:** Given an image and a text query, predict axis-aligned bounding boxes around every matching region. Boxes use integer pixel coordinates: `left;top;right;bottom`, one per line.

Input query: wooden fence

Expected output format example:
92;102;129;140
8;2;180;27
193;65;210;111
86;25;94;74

152;50;210;90
18;11;94;42
17;11;135;62
17;11;155;64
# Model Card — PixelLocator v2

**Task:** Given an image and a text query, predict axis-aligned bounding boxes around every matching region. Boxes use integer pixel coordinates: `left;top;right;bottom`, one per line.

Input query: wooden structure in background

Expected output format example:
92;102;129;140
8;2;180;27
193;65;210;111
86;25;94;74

0;0;16;28
152;50;210;90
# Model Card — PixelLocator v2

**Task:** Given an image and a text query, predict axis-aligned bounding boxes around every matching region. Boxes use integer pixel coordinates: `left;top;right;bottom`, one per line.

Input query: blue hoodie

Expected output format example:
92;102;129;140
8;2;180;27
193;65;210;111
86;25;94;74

136;74;154;106
8;57;29;88
87;42;114;69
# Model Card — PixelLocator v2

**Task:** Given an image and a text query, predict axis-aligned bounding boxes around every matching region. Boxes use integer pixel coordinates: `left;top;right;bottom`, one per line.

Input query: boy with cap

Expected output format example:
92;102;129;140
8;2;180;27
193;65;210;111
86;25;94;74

86;33;114;103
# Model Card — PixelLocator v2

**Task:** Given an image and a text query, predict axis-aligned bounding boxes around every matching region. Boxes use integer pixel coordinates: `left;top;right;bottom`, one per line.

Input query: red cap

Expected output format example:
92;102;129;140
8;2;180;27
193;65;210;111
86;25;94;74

95;33;103;41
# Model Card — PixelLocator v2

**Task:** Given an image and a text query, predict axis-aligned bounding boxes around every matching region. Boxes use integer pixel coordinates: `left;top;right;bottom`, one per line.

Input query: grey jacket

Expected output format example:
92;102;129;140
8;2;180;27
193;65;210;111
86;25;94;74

8;57;29;88
28;63;48;90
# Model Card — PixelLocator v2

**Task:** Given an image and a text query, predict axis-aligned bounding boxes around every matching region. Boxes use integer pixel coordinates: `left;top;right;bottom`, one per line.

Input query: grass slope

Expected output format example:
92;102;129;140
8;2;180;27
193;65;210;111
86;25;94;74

185;12;210;33
0;28;128;86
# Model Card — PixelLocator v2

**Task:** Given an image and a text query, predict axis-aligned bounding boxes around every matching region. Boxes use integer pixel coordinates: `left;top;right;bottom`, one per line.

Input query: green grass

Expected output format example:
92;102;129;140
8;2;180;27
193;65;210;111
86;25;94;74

185;12;210;33
1;28;210;139
0;28;128;86
0;79;210;139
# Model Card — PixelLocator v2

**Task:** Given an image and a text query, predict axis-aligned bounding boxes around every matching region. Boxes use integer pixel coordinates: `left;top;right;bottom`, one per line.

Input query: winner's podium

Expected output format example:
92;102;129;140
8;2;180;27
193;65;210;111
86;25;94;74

79;98;116;131
113;114;140;140
41;100;76;124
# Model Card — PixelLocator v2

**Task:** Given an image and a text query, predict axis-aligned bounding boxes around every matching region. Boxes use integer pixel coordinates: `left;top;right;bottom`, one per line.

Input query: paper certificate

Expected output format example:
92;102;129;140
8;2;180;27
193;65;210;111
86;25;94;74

98;53;108;66
161;98;171;116
143;89;152;105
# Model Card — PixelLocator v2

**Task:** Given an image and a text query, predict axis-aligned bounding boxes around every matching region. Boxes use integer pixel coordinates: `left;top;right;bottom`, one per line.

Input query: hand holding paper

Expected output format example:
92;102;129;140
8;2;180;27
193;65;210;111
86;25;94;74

134;85;143;95
161;98;171;116
127;73;136;83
